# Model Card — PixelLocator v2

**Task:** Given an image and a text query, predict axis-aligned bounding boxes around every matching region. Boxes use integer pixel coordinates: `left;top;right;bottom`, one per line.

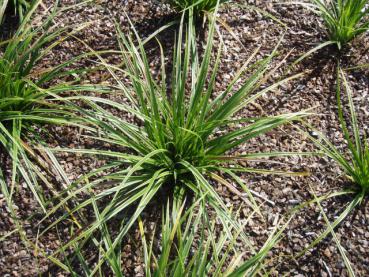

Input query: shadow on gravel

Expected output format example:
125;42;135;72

0;5;20;40
269;46;338;114
131;12;212;54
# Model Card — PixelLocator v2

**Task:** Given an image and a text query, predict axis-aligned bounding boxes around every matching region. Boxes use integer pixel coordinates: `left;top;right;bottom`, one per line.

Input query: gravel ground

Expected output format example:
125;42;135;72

1;0;369;276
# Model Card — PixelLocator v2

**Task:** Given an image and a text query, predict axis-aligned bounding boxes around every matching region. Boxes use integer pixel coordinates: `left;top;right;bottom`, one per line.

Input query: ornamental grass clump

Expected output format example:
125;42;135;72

299;67;368;254
139;199;285;276
296;68;368;267
166;0;229;14
309;67;369;197
0;0;93;212
312;0;369;49
42;11;309;261
51;197;286;275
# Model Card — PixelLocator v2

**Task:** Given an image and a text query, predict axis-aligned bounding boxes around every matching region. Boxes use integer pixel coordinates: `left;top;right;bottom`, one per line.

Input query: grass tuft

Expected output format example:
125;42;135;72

0;0;98;211
307;66;369;195
312;0;369;49
165;0;229;15
39;10;310;269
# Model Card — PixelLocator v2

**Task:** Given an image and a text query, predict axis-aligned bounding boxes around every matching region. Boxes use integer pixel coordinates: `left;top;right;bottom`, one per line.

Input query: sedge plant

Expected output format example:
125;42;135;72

291;0;369;66
50;195;286;276
139;200;243;276
139;199;286;277
40;9;310;268
311;0;369;49
0;0;98;214
165;0;229;15
307;67;368;203
298;66;368;262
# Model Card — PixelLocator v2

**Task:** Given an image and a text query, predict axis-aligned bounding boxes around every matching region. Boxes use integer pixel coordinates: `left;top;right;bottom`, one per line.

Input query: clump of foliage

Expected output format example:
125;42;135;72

138;200;285;277
0;0;93;212
301;67;369;261
51;198;286;276
309;67;369;197
312;0;369;49
41;11;307;266
165;0;229;14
